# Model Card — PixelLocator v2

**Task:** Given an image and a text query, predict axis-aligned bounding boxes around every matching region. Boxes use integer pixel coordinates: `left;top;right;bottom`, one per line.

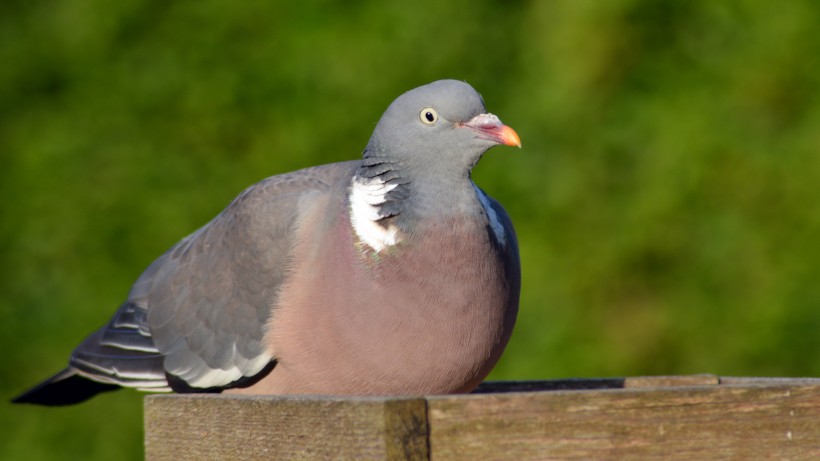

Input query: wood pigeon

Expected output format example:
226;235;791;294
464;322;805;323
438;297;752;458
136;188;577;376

13;79;522;405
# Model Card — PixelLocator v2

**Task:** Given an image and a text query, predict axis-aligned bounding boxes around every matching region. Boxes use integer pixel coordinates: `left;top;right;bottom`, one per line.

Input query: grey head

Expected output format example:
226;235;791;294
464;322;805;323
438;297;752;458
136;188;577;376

354;80;520;226
363;79;520;177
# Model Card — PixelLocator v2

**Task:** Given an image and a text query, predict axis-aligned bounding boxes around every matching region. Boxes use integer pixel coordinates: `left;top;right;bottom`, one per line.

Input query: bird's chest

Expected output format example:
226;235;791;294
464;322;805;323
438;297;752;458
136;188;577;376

266;210;512;395
362;219;506;314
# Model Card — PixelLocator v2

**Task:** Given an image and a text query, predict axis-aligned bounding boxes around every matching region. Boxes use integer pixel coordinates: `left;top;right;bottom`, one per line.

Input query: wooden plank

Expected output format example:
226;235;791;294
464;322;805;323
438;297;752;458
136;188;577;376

427;382;820;460
144;377;820;460
144;394;428;461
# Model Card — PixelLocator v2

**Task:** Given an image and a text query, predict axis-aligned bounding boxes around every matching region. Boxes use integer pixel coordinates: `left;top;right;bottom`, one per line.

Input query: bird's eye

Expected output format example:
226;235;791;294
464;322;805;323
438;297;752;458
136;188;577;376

419;108;438;125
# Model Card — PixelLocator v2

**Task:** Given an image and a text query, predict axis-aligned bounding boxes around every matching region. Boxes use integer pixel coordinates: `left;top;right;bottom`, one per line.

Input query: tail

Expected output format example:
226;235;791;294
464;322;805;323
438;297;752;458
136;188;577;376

11;368;120;406
14;301;171;406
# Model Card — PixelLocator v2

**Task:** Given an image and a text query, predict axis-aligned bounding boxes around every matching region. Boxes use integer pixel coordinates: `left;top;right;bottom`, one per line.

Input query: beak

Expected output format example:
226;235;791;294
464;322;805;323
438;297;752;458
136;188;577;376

461;113;522;148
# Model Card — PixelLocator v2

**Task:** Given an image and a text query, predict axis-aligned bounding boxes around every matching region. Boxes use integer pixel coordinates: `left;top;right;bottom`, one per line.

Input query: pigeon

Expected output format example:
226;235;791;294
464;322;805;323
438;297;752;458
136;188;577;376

13;79;521;405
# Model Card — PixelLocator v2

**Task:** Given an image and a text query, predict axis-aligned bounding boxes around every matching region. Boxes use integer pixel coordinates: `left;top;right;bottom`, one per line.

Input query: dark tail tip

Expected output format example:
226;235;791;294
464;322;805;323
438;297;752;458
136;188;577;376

12;368;120;406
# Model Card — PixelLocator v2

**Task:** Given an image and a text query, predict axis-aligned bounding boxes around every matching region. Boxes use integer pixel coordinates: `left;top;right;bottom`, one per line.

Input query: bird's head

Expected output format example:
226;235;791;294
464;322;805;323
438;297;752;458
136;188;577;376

364;80;520;176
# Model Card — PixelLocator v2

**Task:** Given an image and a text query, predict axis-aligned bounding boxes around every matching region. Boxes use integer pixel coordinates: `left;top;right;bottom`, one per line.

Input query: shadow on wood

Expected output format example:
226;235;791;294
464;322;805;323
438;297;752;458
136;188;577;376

144;375;820;460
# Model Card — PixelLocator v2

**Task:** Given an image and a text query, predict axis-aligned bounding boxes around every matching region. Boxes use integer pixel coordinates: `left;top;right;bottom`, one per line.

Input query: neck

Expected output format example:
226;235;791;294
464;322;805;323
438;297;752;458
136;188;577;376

348;155;479;253
348;156;407;253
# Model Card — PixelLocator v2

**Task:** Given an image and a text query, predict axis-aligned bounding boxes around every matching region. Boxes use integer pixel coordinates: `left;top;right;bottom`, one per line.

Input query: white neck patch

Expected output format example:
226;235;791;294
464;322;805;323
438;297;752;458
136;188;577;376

349;177;402;252
474;185;507;246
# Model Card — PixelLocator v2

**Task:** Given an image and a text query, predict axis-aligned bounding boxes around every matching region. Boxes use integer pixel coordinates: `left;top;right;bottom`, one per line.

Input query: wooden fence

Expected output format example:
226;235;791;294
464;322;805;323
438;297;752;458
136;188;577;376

144;375;820;460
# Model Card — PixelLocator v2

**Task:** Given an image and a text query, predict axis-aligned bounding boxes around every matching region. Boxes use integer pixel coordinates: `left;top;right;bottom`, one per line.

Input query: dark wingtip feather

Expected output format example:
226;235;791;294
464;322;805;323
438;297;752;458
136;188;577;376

11;368;120;406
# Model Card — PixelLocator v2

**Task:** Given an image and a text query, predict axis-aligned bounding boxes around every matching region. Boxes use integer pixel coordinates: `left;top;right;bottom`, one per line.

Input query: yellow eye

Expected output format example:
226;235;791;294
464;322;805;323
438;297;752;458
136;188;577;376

420;107;438;125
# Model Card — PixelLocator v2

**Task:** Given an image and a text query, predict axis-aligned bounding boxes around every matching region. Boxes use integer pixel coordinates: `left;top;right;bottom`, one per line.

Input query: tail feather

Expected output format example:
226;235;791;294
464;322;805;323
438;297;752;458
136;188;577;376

14;302;171;406
11;368;120;406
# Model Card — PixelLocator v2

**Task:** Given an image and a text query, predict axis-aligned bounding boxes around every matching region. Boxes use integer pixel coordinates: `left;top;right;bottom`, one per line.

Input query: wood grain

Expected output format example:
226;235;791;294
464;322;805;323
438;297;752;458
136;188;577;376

144;394;428;461
428;381;820;460
144;377;820;460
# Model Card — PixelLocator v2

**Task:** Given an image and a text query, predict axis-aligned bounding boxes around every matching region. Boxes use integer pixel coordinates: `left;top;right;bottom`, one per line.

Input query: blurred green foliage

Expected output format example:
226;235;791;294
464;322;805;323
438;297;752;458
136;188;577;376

2;1;819;460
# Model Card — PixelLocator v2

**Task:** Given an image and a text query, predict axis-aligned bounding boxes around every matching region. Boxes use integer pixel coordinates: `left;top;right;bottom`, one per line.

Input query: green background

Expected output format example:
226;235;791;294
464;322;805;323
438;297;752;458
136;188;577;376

2;1;819;459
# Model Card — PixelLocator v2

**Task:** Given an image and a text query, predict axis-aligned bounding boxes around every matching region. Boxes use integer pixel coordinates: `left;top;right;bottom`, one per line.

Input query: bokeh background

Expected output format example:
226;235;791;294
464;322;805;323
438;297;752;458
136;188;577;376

2;1;819;459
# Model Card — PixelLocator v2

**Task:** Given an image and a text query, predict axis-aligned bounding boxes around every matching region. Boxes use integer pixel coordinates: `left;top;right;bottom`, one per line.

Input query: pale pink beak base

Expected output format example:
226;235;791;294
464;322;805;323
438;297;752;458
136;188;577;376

462;113;522;148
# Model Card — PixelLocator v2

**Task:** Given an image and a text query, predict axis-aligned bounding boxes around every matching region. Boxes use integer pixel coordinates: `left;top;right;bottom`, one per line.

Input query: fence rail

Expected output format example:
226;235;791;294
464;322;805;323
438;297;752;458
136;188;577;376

144;375;820;460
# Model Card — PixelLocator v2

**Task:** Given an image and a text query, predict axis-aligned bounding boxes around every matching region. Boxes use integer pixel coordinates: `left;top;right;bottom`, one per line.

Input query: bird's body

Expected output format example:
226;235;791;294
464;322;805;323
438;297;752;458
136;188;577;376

13;80;521;405
243;162;518;396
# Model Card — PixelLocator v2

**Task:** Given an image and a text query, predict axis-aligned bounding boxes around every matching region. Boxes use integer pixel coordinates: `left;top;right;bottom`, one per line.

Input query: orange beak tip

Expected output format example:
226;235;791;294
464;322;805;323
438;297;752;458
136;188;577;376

500;125;522;148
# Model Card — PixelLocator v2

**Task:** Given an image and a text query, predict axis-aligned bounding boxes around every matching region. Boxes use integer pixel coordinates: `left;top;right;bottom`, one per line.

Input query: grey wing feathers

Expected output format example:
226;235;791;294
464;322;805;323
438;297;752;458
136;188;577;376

71;300;169;391
68;162;356;391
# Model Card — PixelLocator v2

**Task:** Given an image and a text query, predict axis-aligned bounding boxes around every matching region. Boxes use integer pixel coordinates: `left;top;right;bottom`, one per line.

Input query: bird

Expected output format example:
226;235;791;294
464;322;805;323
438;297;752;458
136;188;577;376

12;79;521;406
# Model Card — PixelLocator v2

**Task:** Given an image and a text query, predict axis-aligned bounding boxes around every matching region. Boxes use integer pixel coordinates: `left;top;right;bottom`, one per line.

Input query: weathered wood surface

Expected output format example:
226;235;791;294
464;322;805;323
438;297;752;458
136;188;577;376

429;379;820;460
144;376;820;461
144;395;428;461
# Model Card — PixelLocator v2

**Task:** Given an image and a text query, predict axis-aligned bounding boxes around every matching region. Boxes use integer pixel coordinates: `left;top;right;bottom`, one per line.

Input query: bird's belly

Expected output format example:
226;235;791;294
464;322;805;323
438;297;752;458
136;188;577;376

241;214;514;396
